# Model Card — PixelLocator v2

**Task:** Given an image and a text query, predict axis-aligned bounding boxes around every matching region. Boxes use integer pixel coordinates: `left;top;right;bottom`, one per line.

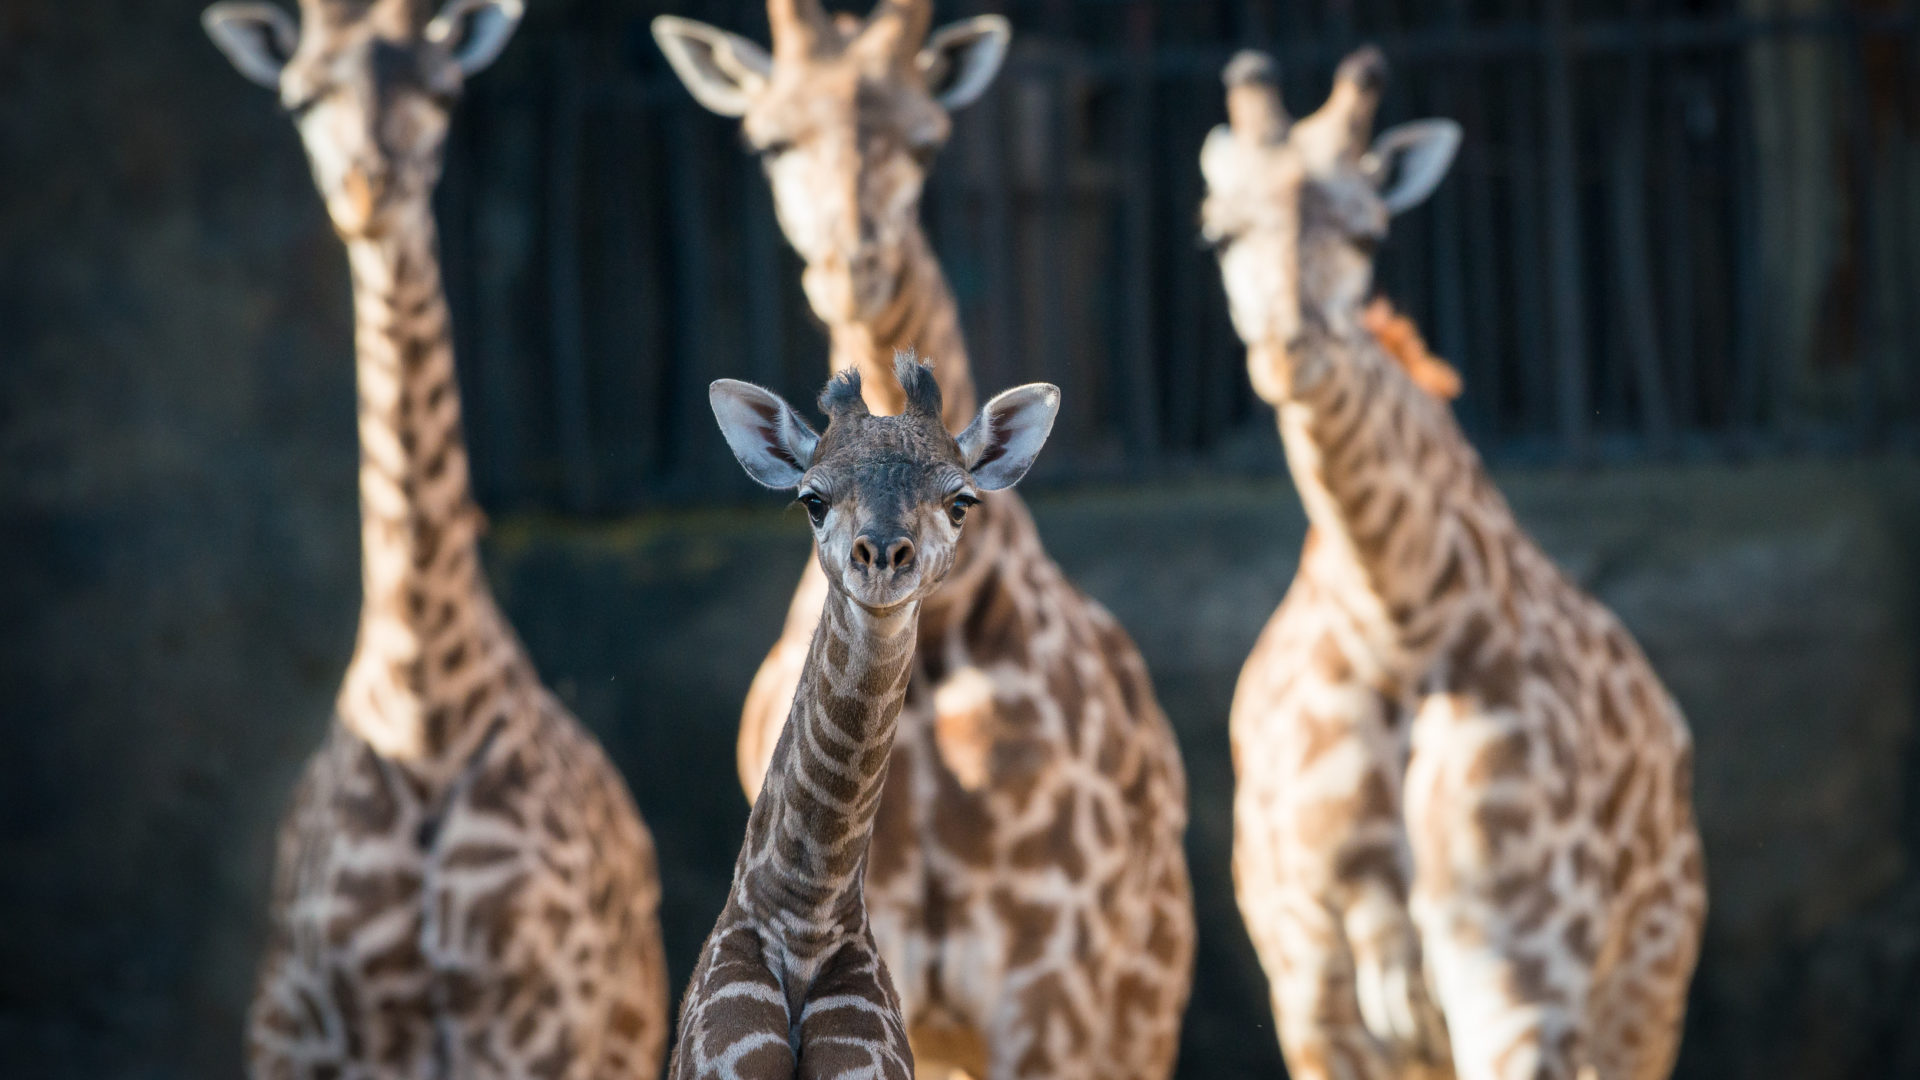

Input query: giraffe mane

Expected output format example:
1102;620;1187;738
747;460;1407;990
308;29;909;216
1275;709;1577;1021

1363;297;1462;401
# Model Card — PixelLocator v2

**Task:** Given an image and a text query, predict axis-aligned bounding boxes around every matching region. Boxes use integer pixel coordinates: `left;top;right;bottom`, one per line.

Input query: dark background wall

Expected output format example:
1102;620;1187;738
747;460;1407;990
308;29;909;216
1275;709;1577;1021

3;0;1919;1078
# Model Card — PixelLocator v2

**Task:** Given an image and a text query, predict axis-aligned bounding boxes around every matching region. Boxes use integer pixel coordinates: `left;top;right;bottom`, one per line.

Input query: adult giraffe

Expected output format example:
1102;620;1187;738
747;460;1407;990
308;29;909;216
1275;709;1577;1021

653;4;1194;1077
1201;49;1706;1080
203;2;667;1075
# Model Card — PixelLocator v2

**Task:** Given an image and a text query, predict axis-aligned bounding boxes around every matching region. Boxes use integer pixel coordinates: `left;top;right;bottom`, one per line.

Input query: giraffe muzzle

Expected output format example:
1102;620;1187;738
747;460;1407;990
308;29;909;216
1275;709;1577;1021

843;527;924;608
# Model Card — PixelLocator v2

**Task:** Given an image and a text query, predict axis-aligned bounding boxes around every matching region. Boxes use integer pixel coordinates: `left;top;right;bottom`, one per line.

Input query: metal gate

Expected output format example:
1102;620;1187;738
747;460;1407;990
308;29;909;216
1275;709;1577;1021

439;0;1920;513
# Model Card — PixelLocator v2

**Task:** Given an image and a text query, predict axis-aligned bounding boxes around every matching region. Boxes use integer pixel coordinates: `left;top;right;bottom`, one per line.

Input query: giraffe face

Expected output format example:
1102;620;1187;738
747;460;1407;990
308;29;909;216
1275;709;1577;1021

655;7;1009;325
203;0;523;239
712;353;1057;613
1200;49;1460;375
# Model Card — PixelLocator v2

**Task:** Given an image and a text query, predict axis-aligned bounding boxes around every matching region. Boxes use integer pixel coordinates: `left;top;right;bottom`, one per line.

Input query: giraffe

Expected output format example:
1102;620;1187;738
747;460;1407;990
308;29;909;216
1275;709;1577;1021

203;3;669;1075
664;2;1198;1076
653;4;1195;1076
1199;49;1706;1080
678;353;1060;1080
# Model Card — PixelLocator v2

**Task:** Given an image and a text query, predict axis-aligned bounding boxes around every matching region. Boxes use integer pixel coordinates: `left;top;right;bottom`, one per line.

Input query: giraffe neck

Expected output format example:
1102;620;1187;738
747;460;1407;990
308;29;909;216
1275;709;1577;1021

828;226;977;432
1266;328;1514;651
737;587;918;941
336;203;525;765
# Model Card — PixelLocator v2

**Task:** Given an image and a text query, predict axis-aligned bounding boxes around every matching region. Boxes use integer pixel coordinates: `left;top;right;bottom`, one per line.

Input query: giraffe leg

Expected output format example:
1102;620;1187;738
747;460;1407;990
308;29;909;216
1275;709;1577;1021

794;940;914;1080
1252;895;1398;1080
1346;880;1451;1064
1404;699;1594;1080
1415;928;1588;1080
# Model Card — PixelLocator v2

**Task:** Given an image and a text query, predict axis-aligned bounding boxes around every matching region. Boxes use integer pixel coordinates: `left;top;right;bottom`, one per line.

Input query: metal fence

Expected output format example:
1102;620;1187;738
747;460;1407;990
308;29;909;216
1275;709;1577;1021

438;0;1920;513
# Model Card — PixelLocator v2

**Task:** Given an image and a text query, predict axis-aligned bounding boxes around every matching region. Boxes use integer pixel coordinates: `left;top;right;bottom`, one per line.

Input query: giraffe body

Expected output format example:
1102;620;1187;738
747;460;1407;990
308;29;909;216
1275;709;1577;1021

1202;50;1705;1080
204;3;668;1075
656;6;1193;1076
680;355;1063;1080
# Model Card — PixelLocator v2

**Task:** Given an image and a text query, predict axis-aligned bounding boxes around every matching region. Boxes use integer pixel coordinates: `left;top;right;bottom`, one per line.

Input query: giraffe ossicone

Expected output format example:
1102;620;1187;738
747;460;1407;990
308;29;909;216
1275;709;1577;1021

1203;46;1706;1080
205;3;670;1076
671;354;1058;1080
658;3;1197;1075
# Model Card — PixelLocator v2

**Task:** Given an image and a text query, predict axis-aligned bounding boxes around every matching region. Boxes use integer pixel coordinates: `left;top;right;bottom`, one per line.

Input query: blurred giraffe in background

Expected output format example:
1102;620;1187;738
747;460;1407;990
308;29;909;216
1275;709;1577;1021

673;355;1060;1080
1200;48;1706;1080
654;3;1195;1076
203;1;667;1075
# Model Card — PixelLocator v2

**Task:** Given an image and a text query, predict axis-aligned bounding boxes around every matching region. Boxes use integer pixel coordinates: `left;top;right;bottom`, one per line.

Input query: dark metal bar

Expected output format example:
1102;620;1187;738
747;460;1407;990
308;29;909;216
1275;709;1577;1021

664;106;720;491
547;35;595;512
1117;0;1161;463
599;104;659;503
1165;78;1203;457
1420;43;1471;433
467;81;532;511
970;62;1020;403
1450;0;1503;443
741;157;786;393
1841;17;1883;446
1658;57;1698;435
1607;1;1673;453
1726;25;1764;442
1542;0;1591;461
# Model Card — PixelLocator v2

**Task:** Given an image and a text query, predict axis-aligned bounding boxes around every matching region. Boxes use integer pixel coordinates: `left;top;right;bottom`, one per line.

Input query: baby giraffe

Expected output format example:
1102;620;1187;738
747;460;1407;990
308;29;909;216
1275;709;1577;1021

676;353;1059;1080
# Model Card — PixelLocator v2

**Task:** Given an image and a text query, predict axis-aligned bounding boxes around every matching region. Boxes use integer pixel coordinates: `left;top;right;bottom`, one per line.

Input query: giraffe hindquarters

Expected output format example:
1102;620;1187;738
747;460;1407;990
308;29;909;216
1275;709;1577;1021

795;942;915;1080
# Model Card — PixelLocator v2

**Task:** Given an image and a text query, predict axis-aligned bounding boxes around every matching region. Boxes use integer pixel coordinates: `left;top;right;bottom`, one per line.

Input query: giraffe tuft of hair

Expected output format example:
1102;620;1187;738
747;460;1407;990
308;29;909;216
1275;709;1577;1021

1223;50;1278;89
1363;297;1462;401
820;366;870;419
893;348;945;420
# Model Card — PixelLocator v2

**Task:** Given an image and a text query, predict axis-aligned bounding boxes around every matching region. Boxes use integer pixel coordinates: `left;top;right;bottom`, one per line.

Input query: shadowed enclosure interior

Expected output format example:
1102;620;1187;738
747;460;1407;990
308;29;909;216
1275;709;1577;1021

435;0;1920;513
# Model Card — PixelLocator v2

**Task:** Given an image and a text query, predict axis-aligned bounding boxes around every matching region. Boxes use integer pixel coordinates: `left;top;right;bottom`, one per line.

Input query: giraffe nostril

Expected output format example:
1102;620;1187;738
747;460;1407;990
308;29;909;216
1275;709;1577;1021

885;537;914;571
851;537;878;568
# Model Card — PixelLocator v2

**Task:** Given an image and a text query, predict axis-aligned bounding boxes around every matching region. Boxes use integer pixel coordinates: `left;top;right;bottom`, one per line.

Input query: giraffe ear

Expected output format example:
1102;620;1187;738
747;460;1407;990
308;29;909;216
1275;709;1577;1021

957;383;1060;491
653;16;772;118
427;0;524;78
1363;119;1461;215
711;380;821;489
202;2;299;89
918;16;1010;111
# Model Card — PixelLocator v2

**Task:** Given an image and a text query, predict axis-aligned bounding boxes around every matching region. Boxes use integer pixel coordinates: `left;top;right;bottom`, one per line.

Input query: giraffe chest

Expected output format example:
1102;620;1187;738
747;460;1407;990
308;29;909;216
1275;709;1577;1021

258;711;665;1077
855;568;1191;1032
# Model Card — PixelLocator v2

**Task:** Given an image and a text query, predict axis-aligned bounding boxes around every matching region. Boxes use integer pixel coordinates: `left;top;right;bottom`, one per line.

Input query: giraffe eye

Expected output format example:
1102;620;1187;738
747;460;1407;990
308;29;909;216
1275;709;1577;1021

754;138;795;160
947;494;977;526
797;491;828;525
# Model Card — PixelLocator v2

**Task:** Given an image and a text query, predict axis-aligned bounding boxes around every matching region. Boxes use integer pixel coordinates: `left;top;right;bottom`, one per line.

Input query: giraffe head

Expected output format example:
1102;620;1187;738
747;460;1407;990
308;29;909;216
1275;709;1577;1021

713;351;1057;612
1200;48;1460;400
653;1;1008;327
202;0;522;238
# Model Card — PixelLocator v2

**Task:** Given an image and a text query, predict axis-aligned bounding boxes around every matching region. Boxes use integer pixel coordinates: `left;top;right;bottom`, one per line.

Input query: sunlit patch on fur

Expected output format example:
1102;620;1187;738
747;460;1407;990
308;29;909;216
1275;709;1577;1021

933;666;997;791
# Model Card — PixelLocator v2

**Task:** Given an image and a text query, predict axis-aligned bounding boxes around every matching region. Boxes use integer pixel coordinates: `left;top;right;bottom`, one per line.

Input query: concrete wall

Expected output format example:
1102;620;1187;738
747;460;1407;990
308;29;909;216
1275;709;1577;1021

7;432;1920;1077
